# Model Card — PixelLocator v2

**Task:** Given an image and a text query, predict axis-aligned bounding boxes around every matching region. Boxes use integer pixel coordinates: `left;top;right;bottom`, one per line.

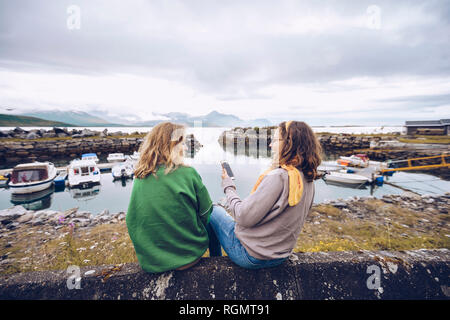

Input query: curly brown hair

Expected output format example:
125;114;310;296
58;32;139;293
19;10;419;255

277;121;322;182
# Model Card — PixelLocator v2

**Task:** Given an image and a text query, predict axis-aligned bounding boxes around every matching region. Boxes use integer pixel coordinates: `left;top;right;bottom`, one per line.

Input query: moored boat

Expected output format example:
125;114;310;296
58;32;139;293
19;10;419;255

107;153;126;163
81;153;99;163
324;171;370;185
0;174;9;188
338;154;369;167
112;160;134;180
8;162;57;194
318;162;346;172
130;151;140;161
68;159;101;189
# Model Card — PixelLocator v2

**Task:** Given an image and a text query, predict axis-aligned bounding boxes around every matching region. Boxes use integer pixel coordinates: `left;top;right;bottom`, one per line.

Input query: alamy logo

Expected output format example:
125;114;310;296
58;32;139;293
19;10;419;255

67;265;82;290
366;264;381;290
366;5;381;30
67;5;81;30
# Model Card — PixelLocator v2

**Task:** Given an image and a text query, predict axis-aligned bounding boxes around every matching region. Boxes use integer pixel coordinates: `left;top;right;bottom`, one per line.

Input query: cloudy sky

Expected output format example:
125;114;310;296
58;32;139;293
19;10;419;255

0;0;449;125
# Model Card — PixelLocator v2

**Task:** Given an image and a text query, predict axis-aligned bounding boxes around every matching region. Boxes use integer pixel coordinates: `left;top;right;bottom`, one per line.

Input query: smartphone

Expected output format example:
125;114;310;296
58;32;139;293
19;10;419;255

220;161;235;180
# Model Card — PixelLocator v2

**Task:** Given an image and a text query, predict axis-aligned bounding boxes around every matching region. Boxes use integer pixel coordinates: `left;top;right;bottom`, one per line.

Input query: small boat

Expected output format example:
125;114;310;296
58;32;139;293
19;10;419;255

54;171;68;187
0;174;9;188
130;151;140;161
317;162;346;172
8;162;57;194
338;154;369;167
112;160;134;180
324;171;370;185
68;159;101;189
107;153;126;163
81;153;99;163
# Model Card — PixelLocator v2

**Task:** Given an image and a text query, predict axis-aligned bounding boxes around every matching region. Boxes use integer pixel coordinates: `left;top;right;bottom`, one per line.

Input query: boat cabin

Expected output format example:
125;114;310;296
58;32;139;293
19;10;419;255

11;164;49;184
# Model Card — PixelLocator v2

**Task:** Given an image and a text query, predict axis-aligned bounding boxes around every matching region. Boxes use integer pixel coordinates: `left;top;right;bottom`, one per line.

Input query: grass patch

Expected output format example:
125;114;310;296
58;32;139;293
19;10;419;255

1;197;449;275
398;136;450;144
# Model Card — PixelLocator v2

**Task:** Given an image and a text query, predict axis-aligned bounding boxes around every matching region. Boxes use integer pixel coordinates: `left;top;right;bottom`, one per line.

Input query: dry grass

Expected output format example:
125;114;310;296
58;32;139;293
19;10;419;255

1;198;449;275
398;135;450;144
294;199;450;253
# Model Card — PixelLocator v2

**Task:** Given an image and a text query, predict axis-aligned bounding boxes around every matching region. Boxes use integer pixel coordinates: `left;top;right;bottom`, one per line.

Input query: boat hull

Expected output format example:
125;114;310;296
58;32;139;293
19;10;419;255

324;172;369;185
9;179;55;194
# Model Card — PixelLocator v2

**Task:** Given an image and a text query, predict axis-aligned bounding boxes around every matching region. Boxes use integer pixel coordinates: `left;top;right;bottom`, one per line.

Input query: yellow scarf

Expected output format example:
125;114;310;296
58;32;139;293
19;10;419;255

250;165;304;206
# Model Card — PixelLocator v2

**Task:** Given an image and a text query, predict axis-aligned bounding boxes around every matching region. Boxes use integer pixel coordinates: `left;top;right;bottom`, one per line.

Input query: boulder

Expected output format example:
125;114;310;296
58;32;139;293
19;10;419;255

0;206;27;224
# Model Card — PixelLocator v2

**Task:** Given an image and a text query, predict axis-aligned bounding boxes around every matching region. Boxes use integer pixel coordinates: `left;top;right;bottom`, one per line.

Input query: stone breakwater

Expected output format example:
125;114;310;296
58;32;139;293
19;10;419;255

0;137;143;165
1;249;449;300
218;128;397;151
0;128;202;166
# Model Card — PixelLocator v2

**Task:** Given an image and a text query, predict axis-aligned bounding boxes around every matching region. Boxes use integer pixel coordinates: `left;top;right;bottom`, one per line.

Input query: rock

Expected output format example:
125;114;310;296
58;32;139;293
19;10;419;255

31;217;45;226
6;222;19;230
99;209;110;216
70;218;91;227
74;211;91;218
26;132;39;139
34;210;59;220
42;132;56;138
0;206;27;223
333;202;348;209
80;129;96;137
17;213;34;223
13;127;27;134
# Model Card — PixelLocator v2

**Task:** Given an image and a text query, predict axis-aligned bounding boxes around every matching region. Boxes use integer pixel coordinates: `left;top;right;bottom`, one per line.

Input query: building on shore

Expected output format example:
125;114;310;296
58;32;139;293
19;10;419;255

404;119;450;135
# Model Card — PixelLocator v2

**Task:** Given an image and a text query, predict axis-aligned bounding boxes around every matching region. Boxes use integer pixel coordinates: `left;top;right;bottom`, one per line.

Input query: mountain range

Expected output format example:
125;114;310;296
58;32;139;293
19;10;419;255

9;110;273;128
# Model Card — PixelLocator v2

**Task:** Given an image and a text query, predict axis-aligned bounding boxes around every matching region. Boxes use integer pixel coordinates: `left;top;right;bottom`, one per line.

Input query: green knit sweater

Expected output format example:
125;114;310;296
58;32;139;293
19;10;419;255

126;164;213;273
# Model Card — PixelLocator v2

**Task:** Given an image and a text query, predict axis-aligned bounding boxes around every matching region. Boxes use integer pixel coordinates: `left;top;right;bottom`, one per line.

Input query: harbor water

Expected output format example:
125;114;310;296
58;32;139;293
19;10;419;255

0;126;448;214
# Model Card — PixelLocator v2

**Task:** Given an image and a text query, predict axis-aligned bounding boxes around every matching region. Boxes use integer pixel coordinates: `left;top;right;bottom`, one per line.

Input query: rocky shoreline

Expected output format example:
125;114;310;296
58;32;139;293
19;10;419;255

0;128;202;167
0;193;448;274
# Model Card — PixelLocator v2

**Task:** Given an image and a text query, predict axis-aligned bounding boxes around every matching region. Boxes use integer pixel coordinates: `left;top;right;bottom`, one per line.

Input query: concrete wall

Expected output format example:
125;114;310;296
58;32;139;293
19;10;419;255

1;249;449;300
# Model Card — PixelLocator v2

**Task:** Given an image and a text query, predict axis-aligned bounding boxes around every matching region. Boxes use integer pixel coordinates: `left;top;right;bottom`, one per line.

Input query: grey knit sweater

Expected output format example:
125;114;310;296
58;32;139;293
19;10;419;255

221;167;315;260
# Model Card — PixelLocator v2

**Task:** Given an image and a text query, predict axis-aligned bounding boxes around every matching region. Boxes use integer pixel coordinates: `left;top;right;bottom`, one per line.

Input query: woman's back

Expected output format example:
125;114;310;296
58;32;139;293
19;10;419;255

126;165;213;273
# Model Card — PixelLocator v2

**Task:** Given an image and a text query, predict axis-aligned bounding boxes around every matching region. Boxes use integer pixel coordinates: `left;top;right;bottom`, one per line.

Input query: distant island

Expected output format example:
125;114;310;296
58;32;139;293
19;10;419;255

0;114;74;127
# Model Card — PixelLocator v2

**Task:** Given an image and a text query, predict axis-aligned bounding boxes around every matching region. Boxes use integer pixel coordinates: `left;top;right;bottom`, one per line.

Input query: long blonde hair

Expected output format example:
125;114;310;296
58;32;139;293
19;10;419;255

134;122;186;179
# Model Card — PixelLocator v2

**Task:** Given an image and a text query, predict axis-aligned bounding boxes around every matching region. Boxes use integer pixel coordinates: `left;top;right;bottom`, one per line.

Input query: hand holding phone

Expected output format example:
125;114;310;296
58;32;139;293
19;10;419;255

220;161;235;180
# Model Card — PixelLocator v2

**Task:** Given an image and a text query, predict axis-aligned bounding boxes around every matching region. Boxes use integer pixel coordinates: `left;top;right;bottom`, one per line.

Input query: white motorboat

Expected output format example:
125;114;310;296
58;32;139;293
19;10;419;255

338;154;369;167
8;162;57;194
112;160;134;180
107;153;126;163
324;171;370;185
81;153;99;163
130;151;140;161
68;159;101;189
317;162;346;172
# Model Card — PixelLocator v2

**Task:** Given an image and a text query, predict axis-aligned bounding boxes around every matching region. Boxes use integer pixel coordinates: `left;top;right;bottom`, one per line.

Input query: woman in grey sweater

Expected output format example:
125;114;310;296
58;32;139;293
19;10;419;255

209;121;322;269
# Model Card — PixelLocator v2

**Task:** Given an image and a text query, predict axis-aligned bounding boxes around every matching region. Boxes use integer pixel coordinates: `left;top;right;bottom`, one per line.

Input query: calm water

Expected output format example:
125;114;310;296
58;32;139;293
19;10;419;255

0;126;448;214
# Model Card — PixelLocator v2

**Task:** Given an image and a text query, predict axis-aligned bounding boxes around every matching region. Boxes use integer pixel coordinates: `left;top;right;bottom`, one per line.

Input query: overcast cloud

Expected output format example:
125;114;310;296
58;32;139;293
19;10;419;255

0;0;449;125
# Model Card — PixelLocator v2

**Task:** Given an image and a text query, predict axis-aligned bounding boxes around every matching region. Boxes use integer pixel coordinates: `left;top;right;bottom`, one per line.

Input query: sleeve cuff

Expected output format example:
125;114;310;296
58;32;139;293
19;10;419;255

221;176;236;193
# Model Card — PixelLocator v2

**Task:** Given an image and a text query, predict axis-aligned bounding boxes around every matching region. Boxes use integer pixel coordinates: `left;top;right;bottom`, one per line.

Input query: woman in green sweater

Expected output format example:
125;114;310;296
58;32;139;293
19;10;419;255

126;122;221;273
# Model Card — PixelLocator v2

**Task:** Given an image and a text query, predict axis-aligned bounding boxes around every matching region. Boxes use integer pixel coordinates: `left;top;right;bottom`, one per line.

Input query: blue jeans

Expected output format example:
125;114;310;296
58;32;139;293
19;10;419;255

208;205;286;269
